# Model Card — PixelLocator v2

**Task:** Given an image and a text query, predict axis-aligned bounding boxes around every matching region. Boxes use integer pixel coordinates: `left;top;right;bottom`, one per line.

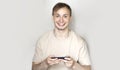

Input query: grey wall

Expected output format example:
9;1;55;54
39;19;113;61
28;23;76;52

0;0;120;70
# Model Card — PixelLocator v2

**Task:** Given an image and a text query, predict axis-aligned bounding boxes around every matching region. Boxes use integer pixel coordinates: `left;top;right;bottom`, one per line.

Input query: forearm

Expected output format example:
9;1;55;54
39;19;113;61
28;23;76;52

72;62;91;70
32;61;49;70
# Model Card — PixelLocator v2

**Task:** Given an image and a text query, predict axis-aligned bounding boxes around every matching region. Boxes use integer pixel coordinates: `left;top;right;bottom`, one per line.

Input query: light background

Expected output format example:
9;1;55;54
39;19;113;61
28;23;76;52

0;0;120;70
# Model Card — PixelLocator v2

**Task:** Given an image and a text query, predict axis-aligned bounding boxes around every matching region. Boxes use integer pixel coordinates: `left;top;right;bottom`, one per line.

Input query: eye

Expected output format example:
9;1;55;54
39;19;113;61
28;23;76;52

65;16;67;18
55;15;60;17
64;15;68;18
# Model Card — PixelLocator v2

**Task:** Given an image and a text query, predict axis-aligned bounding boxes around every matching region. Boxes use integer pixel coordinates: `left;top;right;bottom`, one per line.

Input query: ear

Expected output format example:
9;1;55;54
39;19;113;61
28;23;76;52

70;16;72;22
52;15;54;20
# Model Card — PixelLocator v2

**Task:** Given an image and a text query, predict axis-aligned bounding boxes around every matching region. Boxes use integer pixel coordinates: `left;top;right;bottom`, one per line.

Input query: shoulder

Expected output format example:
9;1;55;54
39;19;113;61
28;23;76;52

70;30;84;42
37;30;53;44
70;30;87;46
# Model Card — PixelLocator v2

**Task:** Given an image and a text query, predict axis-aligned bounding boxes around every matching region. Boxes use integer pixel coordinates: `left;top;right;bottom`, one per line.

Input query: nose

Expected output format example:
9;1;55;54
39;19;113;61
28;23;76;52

60;17;64;23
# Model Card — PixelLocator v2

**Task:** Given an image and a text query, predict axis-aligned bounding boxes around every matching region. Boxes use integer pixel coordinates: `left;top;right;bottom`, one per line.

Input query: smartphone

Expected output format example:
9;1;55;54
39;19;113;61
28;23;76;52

51;57;65;59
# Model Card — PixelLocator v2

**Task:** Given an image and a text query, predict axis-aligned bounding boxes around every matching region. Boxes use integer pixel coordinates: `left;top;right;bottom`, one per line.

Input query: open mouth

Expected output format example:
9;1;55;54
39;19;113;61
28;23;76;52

57;23;65;26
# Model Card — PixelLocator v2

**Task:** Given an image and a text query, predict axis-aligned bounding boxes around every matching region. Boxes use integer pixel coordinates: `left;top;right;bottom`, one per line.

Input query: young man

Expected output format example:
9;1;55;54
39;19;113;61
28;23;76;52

32;2;91;70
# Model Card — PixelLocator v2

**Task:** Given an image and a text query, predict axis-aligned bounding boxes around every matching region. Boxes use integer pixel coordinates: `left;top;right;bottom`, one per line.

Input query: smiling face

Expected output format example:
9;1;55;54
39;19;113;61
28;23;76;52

53;7;71;31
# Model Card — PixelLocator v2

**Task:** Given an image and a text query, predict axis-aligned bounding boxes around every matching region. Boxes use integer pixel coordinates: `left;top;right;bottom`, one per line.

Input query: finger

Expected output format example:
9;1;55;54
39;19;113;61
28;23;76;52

62;59;70;63
49;59;61;65
64;57;71;61
50;57;57;60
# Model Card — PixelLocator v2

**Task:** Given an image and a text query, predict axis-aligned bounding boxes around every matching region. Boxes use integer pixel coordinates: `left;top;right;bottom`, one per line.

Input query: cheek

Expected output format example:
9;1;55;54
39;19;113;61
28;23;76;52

54;18;59;22
65;18;71;22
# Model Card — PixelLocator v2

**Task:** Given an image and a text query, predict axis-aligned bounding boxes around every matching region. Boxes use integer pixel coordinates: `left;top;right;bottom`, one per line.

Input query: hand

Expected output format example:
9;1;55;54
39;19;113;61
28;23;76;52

45;56;61;66
62;56;75;68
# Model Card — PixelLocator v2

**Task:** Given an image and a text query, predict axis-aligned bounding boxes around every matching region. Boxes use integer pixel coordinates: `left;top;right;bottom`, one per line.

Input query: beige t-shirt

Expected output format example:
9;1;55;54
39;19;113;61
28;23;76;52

33;30;91;70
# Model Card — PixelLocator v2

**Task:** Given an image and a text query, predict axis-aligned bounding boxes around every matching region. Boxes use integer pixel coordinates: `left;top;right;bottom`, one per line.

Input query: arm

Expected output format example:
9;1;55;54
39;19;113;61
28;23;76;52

32;60;49;70
72;62;91;70
32;56;61;70
73;39;91;70
63;57;91;70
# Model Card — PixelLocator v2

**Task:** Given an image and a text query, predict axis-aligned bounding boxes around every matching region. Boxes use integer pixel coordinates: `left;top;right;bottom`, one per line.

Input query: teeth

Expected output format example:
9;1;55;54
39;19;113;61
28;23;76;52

58;23;65;26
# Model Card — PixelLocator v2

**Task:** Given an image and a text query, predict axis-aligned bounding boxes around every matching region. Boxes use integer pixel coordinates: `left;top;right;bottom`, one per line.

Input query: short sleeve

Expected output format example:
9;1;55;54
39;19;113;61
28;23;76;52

32;39;43;63
78;40;91;65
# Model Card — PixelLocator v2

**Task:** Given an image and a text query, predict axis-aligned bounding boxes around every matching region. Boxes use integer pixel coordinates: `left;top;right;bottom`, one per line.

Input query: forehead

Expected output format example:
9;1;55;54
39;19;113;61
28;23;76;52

54;7;70;15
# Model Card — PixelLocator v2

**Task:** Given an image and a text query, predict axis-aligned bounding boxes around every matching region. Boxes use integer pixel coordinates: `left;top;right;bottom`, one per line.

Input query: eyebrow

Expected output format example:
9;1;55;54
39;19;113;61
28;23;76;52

54;14;69;16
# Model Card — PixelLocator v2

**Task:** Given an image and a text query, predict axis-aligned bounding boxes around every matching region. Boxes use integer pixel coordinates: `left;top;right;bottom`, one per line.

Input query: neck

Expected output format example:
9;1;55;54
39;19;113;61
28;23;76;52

54;28;70;39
